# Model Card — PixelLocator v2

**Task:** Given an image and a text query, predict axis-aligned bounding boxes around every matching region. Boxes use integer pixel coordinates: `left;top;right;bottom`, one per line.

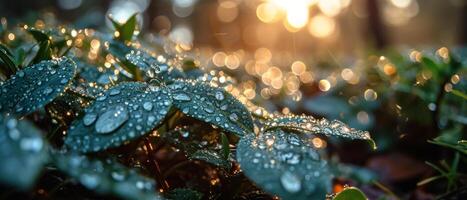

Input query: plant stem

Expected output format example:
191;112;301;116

144;137;169;192
432;77;449;131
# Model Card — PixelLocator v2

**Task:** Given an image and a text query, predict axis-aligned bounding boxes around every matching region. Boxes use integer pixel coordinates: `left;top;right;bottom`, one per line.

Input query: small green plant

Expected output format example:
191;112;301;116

0;14;377;199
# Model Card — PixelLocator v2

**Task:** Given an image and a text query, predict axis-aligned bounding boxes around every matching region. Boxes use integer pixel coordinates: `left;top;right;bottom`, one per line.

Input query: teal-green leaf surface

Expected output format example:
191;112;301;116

168;79;254;136
0;57;76;116
236;129;332;200
53;153;163;200
264;115;376;149
65;82;172;152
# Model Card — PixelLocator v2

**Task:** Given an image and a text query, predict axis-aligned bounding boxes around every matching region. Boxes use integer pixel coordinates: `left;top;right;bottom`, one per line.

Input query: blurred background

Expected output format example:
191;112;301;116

1;0;466;53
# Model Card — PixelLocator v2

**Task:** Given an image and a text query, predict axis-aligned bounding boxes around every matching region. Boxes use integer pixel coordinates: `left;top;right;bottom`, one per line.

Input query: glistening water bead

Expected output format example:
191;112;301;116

0;113;49;189
95;106;129;134
65;82;172;153
263;114;375;149
236;129;331;200
54;154;162;200
169;79;254;136
0;57;76;116
280;171;302;193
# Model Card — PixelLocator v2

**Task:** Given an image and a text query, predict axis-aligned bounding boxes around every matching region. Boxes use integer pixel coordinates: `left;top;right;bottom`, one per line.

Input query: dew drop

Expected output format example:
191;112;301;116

229;113;239;121
280;171;301;193
143;102;153;111
95;106;129;134
111;171;126;181
20;137;43;152
17;71;25;77
44;87;53;95
109;89;121;96
80;174;100;189
173;93;191;101
215;91;224;100
60;78;68;84
83;113;97;126
204;107;214;113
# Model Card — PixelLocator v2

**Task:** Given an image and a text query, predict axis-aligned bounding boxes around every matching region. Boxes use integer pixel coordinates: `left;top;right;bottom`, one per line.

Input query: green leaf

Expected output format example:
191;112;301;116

167;188;203;200
429;125;466;155
264;115;376;149
332;187;368;200
0;114;49;190
53;153;163;200
0;57;76;116
109;16;123;32
161;125;231;169
220;132;230;159
168;79;254;136
0;43;13;56
0;47;17;76
32;40;53;64
108;41;185;82
73;60;119;97
13;47;25;67
236;129;332;200
120;13;138;42
190;149;231;169
27;28;50;43
109;13;138;42
65;82;172;153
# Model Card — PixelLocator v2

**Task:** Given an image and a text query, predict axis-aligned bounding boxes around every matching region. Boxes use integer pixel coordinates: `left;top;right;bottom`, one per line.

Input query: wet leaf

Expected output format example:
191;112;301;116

168;79;254;136
0;57;77;116
190;149;231;169
124;48;161;73
0;114;49;190
73;60;119;97
53;153;162;200
0;43;13;56
65;82;172;152
236;129;332;200
161;125;231;169
332;187;368;200
263;115;376;149
109;13;138;42
0;47;17;77
167;188;203;200
108;41;185;82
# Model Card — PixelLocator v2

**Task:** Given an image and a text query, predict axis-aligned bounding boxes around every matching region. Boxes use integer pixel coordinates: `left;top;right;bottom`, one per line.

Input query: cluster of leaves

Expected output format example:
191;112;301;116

0;15;375;199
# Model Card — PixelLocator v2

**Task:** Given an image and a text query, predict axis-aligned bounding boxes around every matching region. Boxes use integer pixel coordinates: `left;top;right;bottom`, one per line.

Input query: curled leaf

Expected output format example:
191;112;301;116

168;79;254;136
264;115;376;149
237;129;332;200
65;82;172;152
0;57;76;116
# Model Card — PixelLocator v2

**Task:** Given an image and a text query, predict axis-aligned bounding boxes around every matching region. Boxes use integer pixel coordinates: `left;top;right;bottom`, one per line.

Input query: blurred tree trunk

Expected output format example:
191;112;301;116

366;0;388;49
